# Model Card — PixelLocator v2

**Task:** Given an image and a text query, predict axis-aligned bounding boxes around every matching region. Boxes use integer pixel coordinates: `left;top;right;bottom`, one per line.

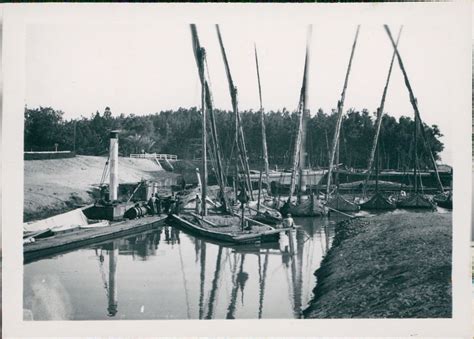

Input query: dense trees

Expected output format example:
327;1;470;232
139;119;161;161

24;106;444;170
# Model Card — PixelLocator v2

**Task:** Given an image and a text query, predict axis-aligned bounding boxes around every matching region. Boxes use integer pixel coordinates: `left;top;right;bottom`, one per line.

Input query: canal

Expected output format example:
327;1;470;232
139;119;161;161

23;216;346;320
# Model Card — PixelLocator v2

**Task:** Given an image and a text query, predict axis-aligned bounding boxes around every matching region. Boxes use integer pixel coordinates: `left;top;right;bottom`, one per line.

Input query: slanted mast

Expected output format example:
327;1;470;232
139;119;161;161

190;24;208;216
326;25;360;198
364;27;403;195
254;44;271;194
288;25;312;203
384;25;444;193
216;25;254;201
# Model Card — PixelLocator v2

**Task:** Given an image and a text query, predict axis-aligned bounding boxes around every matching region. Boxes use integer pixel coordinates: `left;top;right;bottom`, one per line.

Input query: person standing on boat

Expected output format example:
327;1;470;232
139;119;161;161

168;193;176;215
155;194;162;216
174;196;183;214
283;213;295;229
237;185;250;231
195;194;201;214
148;195;156;215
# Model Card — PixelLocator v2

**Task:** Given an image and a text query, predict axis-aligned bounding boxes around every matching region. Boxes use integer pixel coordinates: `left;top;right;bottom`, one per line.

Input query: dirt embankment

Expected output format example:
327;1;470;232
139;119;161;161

24;155;177;222
303;212;452;318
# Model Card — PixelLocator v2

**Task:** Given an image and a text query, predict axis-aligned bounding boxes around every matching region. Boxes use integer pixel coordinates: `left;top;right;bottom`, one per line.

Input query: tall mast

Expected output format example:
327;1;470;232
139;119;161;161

298;106;309;202
254;44;271;194
365;27;402;193
205;81;229;212
375;139;379;192
414;111;418;192
384;25;444;193
288;25;312;203
326;25;360;197
190;24;208;216
216;25;254;200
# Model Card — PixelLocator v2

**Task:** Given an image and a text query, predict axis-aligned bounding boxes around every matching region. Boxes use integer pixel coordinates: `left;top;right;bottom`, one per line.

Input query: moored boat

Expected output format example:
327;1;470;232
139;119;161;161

360;192;396;210
169;213;290;244
326;193;360;212
280;194;327;217
396;192;435;209
433;191;452;209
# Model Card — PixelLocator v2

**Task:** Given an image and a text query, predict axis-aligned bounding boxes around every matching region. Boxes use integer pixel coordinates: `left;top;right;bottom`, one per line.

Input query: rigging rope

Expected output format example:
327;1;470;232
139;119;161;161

99;154;110;187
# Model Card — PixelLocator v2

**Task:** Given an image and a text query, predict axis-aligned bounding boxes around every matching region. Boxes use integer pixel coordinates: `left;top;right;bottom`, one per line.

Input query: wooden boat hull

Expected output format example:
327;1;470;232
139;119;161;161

326;194;360;212
244;200;282;225
168;214;287;244
433;192;452;209
435;198;452;209
280;196;328;217
360;192;396;210
396;193;435;209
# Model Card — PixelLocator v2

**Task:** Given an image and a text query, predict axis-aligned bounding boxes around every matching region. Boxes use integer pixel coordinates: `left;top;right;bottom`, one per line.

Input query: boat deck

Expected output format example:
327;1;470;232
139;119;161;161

24;215;167;263
170;213;291;244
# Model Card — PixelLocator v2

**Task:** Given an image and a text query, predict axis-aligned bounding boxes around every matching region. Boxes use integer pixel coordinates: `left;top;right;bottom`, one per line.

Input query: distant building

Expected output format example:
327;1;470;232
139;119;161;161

436;164;452;173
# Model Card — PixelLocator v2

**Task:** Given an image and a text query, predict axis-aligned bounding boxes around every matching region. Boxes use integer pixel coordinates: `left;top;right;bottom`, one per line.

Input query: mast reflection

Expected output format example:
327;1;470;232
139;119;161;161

85;219;334;320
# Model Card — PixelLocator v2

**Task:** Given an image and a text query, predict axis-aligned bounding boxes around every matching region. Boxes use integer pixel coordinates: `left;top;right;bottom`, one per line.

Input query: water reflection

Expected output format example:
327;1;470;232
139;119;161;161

24;218;338;320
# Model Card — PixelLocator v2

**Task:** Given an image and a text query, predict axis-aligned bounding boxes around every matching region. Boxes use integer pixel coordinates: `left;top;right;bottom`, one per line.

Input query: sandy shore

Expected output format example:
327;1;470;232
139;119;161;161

303;212;452;318
24;155;177;222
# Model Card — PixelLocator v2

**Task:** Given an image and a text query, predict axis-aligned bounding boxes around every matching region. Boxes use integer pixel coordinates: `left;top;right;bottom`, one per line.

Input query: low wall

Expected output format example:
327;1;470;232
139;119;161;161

24;151;76;161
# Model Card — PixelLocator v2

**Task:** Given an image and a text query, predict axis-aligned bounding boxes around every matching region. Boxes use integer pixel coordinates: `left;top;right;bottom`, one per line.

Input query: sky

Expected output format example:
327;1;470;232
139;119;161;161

25;21;462;165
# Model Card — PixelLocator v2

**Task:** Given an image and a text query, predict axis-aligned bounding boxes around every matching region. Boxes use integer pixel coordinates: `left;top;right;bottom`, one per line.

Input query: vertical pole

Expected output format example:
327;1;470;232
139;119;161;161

73;120;76;153
414;113;418;193
201;55;208;216
109;131;119;202
254;45;271;193
257;169;263;212
299;108;309;195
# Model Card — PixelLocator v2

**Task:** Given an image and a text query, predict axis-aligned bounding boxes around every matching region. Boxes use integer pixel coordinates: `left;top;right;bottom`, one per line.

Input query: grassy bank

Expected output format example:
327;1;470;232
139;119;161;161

24;155;176;222
303;212;452;318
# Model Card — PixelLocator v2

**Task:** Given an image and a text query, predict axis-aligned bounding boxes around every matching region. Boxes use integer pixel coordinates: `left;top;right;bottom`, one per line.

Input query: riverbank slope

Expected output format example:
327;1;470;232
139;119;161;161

303;212;452;318
24;155;175;222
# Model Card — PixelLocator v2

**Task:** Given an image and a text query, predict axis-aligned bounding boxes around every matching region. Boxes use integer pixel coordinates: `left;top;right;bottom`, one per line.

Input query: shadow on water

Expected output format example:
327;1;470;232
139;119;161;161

23;215;345;320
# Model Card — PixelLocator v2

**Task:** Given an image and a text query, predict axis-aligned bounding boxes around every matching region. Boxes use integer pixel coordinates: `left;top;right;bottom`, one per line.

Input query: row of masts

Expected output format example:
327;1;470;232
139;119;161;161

191;24;445;216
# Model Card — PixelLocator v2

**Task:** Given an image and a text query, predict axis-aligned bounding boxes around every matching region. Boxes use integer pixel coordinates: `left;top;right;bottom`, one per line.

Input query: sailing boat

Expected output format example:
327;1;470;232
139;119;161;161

170;25;288;244
383;25;437;209
280;26;327;218
360;27;403;210
325;26;361;213
215;25;282;224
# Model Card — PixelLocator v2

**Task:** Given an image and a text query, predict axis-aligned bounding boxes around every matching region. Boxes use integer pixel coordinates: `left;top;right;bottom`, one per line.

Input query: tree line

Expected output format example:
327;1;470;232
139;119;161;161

24;106;444;170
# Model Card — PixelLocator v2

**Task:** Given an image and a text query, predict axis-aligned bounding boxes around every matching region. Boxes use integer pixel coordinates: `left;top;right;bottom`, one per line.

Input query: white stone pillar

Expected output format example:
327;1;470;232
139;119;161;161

109;131;119;202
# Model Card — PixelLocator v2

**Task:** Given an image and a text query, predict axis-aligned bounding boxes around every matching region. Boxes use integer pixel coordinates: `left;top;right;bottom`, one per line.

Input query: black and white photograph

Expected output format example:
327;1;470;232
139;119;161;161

2;3;472;337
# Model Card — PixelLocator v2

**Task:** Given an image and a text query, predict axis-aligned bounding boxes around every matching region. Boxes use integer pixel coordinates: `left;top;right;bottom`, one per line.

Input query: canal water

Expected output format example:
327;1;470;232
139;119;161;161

23;216;347;320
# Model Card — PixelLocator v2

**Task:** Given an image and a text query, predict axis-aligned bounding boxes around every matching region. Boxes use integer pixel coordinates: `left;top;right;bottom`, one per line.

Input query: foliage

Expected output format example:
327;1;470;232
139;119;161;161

24;106;445;170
